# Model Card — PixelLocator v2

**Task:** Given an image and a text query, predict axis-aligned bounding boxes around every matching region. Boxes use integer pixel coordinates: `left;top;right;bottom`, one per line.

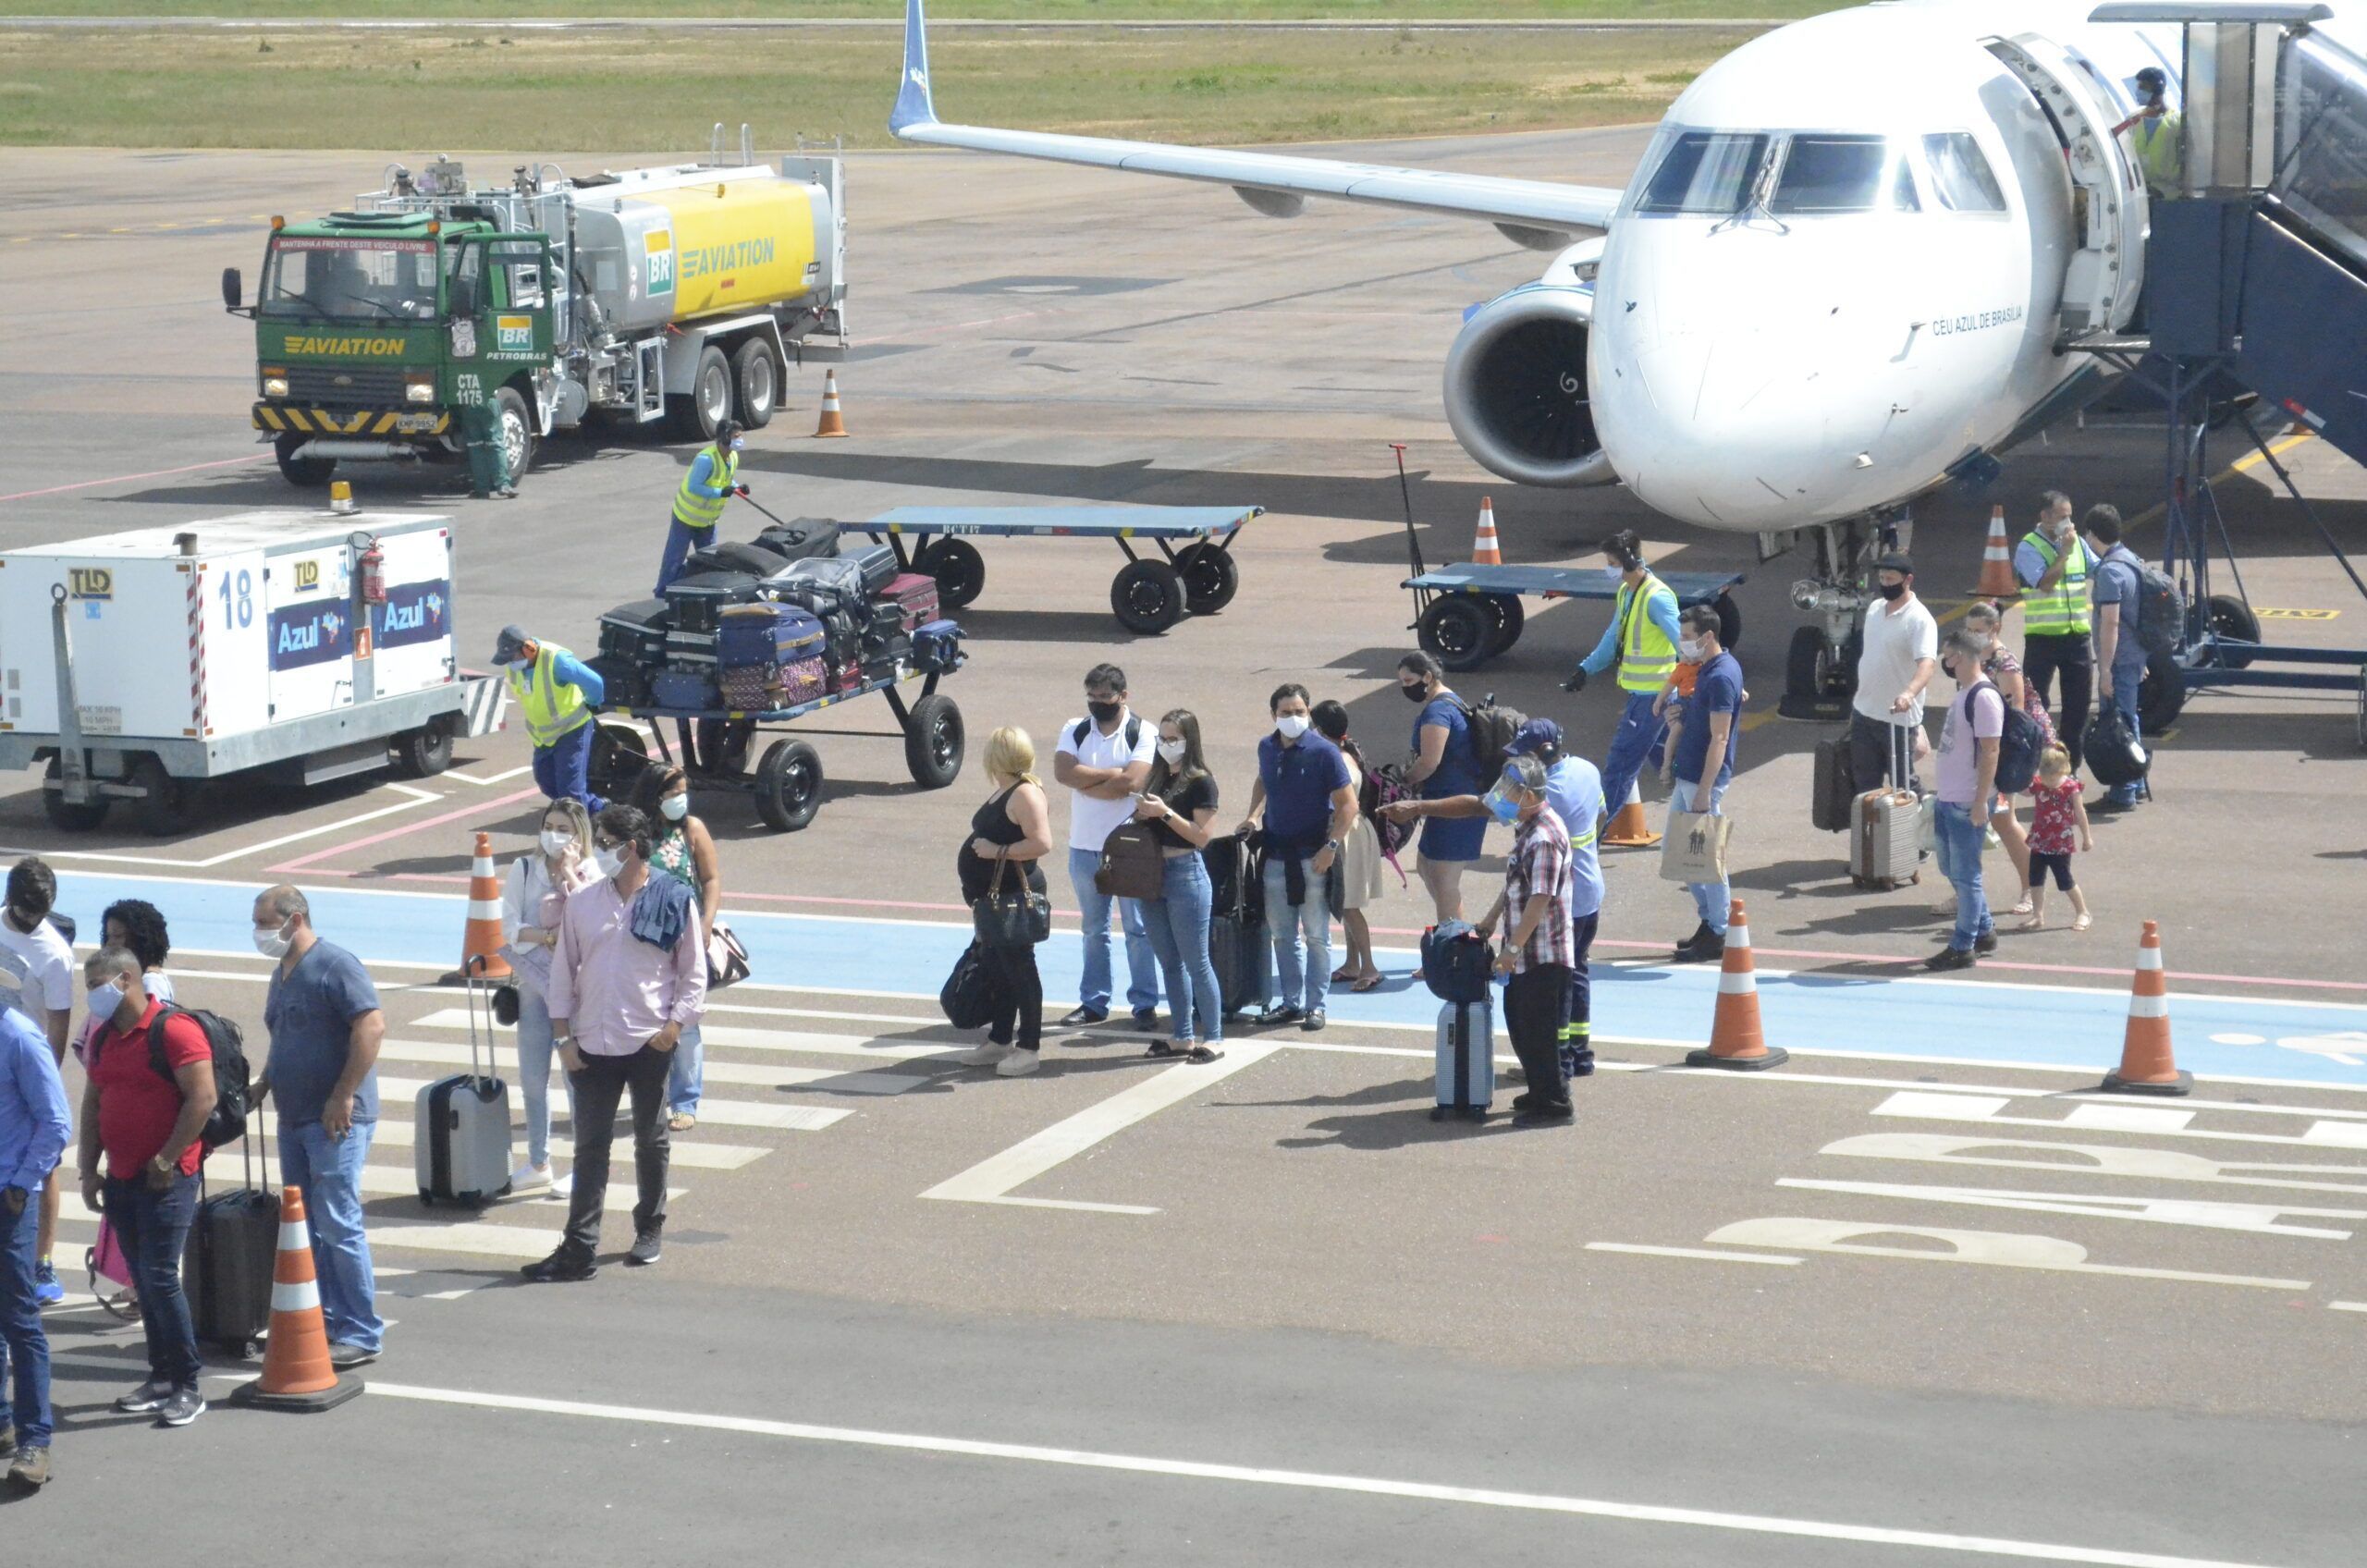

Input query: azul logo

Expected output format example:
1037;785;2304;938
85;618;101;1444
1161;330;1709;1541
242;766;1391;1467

497;314;533;351
268;602;351;671
909;67;927;91
644;228;675;296
372;579;449;651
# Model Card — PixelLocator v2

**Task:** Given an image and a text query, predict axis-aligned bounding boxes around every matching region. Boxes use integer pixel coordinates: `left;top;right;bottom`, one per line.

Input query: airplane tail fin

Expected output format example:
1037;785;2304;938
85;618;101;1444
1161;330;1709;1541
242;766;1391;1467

891;0;938;134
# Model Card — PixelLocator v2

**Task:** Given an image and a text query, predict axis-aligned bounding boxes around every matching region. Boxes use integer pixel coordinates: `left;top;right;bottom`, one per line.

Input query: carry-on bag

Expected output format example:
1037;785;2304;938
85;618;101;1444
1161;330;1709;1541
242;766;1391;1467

1209;907;1270;1019
717;602;826;668
1433;998;1494;1119
876;572;943;633
939;940;1001;1030
652;663;720;712
754;519;842;567
1419;921;1494;1005
1849;724;1921;890
682;539;790;580
2084;706;2151;789
914;619;965;674
1811;735;1857;832
663;570;763;635
86;1218;139;1323
183;1124;279;1358
597;597;674;666
414;969;514;1206
844;543;899;593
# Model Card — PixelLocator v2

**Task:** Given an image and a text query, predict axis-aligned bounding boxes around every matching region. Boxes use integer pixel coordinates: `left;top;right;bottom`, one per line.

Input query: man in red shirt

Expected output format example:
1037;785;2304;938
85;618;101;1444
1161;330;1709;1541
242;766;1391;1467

73;949;215;1429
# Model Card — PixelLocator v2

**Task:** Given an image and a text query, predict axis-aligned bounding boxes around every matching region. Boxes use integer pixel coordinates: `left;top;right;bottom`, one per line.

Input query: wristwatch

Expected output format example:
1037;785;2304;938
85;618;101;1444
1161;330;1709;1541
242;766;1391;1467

1324;839;1341;853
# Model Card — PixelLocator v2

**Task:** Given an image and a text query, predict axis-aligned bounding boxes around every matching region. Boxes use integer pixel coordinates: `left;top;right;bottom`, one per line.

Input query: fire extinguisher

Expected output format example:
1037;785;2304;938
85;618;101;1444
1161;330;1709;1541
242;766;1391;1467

355;534;387;606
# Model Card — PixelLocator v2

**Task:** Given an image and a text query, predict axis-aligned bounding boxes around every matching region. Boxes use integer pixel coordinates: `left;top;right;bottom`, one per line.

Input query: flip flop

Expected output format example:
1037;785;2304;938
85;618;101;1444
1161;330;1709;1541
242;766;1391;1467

2072;913;2092;932
1353;974;1384;993
1330;967;1357;985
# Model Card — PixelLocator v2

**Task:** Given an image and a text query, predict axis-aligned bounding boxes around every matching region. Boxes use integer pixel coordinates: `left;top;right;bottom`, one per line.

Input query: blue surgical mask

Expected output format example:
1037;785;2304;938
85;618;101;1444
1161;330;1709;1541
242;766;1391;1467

1604;565;1624;581
1483;785;1520;825
730;437;746;452
88;982;124;1022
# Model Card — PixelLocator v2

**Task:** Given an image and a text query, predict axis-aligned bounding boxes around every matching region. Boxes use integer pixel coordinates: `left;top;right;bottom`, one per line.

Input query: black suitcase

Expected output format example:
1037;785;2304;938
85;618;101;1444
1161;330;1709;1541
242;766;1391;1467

682;540;787;579
597;598;673;666
754;520;842;567
1811;736;1857;832
845;543;898;593
665;570;763;635
183;1132;280;1359
587;652;654;710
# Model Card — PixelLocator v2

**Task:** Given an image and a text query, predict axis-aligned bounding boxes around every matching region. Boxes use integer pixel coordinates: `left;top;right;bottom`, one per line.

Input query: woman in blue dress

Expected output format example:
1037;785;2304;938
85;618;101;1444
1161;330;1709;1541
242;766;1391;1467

1398;652;1486;932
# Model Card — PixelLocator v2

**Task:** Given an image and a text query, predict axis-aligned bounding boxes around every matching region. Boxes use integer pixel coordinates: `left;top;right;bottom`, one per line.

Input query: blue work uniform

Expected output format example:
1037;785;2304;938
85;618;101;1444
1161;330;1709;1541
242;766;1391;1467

1578;575;1684;820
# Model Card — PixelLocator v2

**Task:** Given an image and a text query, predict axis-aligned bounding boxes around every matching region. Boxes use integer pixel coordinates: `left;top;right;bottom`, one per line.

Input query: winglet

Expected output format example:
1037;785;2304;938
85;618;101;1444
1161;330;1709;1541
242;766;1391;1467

891;0;938;135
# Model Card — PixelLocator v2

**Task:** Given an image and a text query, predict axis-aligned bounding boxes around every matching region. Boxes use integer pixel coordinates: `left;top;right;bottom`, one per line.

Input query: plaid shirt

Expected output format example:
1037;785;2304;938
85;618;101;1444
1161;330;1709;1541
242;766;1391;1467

1504;808;1575;973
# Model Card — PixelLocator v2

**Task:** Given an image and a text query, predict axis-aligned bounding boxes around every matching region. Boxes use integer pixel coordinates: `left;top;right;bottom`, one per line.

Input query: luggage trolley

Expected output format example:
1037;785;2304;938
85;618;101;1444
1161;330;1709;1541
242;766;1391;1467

854;505;1264;635
1403;562;1747;672
585;662;966;833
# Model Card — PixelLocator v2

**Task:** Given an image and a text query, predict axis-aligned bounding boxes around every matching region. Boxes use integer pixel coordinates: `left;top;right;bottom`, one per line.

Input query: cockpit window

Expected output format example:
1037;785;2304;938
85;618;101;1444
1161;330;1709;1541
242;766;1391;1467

1637;132;1772;214
1922;132;2008;213
1769;135;1893;214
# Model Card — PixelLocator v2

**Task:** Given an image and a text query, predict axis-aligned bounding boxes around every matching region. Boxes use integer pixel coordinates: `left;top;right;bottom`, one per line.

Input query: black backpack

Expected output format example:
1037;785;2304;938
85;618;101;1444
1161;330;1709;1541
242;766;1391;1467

1071;716;1143;752
147;1005;251;1153
1967;681;2044;795
1451;694;1527;778
2113;548;2186;657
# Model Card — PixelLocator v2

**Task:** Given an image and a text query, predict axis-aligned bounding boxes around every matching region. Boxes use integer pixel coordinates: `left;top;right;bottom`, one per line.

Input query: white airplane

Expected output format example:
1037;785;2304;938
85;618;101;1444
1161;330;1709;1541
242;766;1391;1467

892;0;2350;693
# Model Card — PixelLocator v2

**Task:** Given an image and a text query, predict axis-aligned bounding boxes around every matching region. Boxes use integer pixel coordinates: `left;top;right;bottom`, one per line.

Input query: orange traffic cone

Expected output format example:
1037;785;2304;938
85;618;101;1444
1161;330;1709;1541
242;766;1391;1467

2103;919;2190;1096
459;830;510;982
1971;505;2019;598
1600;780;1661;848
227;1186;362;1412
1686;899;1788;1072
813;368;849;438
1470;496;1502;566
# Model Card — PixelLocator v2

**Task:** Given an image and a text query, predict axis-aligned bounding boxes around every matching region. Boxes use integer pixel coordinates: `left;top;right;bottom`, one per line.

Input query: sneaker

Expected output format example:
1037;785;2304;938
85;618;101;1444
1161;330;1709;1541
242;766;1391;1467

958;1043;1013;1068
510;1162;553;1194
1674;932;1725;964
327;1341;377;1369
1974;932;1999;955
1131;1008;1160;1032
1926;946;1977;972
625;1231;662;1268
114;1379;175;1415
521;1247;598;1284
1299;1010;1327;1032
157;1387;207;1428
995;1048;1042;1077
1257;1004;1305;1028
1058;1006;1109;1027
6;1445;49;1488
32;1260;62;1308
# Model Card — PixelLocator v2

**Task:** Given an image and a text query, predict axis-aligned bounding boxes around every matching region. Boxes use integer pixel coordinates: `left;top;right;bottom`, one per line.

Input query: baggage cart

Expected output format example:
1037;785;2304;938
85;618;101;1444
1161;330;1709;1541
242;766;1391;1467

1401;561;1747;673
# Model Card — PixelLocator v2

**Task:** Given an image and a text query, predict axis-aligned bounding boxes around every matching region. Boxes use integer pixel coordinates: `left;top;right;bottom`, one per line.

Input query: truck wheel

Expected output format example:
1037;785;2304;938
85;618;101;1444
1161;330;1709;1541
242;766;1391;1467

494;386;535;478
391;722;453;778
2206;594;2259;668
41;757;108;833
1110;559;1189;635
129;753;202;838
672;347;733;442
1176;544;1241;616
754;739;824;831
731;339;781;430
274;433;335;489
1417;596;1492;671
903;693;964;790
915;538;986;609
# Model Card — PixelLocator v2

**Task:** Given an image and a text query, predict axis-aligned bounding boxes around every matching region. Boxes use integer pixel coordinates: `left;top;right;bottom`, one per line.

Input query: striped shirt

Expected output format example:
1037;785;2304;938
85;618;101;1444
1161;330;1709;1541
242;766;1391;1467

1504;809;1575;973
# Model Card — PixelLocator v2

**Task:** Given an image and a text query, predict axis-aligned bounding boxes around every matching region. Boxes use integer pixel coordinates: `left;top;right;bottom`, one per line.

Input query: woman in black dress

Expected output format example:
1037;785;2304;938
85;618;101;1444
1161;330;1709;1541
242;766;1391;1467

960;726;1055;1076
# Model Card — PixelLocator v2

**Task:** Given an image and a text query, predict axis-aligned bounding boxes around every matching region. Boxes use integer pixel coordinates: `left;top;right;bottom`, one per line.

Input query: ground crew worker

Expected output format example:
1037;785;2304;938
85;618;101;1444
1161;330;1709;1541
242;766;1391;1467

2015;490;2097;775
458;387;515;502
656;420;747;597
497;626;606;815
1562;529;1681;829
2116;67;2182;198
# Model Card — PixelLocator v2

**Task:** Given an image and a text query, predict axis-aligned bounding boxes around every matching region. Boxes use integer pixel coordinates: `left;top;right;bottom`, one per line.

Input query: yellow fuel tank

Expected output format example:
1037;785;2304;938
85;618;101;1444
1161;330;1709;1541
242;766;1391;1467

634;179;818;325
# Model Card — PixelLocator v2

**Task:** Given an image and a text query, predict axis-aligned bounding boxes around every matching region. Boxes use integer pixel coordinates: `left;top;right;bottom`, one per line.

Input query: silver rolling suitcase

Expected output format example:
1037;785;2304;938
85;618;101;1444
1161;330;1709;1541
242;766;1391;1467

1431;998;1495;1122
415;973;513;1205
1849;723;1923;891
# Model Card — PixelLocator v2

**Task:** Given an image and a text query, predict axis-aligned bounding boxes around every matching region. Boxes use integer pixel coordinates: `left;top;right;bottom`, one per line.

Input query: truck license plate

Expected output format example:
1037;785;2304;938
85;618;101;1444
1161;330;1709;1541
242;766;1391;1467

395;413;441;434
76;705;122;736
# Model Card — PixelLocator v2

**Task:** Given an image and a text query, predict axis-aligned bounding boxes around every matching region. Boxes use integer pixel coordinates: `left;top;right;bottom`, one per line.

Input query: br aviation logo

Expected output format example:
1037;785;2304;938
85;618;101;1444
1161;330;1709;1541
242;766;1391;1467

497;314;533;351
644;228;675;297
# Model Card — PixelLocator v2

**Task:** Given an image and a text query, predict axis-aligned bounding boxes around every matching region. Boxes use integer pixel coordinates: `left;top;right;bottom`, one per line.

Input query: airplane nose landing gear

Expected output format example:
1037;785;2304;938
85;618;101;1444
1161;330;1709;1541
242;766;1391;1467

1776;508;1907;721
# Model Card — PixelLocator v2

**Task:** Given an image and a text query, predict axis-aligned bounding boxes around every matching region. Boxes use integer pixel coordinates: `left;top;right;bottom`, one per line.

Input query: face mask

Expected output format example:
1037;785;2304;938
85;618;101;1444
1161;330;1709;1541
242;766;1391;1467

1157;739;1187;765
660;793;690;823
1399;682;1427;704
1604;564;1625;581
1482;786;1520;825
1878;581;1907;602
4;906;35;933
539;828;573;857
1087;700;1122;726
1275;714;1310;741
1679;637;1704;663
253;921;292;960
89;983;124;1021
730;437;746;452
594;845;626;880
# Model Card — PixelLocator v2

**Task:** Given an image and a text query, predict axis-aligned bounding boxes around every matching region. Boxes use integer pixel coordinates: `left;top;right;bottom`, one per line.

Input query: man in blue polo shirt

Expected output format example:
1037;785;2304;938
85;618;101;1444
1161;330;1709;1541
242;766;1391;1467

1666;605;1744;963
0;967;70;1488
1235;684;1356;1032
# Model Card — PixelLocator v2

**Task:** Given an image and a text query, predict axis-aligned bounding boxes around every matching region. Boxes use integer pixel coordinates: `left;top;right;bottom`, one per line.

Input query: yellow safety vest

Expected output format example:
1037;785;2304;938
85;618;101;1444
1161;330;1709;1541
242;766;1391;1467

2020;533;2094;636
507;643;592;748
2134;113;2182;196
1616;573;1679;694
670;447;740;531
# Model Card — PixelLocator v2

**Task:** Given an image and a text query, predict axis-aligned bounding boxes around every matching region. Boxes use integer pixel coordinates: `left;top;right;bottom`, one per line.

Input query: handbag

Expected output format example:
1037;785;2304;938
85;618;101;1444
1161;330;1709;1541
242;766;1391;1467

939;940;1001;1029
1659;810;1732;884
973;847;1050;949
1093;820;1167;901
706;923;752;990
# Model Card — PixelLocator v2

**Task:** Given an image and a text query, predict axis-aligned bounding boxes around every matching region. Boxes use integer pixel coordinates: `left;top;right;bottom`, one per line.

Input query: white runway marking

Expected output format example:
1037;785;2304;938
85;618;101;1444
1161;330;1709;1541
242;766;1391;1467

1774;1179;2363;1240
349;1118;768;1170
923;1044;1281;1214
2330;1301;2367;1313
2061;1105;2196;1134
1870;1093;2364;1151
1;782;439;869
371;1074;851;1133
1816;1133;2367;1195
376;1036;935;1097
364;1381;2288;1568
1585;1243;1803;1266
1706;1219;2311;1291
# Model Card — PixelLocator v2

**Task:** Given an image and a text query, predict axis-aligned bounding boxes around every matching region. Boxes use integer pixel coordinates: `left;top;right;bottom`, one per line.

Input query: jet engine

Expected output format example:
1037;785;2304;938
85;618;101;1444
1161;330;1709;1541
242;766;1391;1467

1442;248;1618;489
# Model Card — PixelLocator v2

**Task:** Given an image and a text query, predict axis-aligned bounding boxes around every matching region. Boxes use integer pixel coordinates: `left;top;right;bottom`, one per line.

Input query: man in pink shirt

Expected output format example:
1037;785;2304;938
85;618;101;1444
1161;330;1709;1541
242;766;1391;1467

524;804;706;1281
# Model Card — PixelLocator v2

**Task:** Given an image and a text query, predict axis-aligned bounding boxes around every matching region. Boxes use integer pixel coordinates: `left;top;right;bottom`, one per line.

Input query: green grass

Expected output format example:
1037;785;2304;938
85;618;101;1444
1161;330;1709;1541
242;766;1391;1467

0;3;1824;18
0;24;1754;150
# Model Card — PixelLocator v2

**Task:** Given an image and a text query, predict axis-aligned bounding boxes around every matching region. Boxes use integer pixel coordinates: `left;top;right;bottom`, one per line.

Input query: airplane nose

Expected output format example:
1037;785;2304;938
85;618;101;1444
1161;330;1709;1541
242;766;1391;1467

1593;332;1834;528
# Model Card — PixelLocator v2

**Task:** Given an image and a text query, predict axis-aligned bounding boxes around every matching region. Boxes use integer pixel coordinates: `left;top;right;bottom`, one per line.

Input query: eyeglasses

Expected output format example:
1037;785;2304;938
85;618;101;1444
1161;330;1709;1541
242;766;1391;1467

594;838;622;852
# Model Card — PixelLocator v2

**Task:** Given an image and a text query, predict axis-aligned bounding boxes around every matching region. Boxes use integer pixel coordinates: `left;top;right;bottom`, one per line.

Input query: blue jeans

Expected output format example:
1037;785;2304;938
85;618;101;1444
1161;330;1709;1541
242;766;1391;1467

1933;801;1995;953
533;722;605;816
1068;846;1158;1015
1599;689;1668;821
279;1119;383;1354
1668;777;1731;934
1139;853;1222;1045
513;984;577;1169
655;516;712;597
1261;853;1332;1012
668;1023;705;1116
103;1171;202;1390
0;1183;52;1447
2108;658;2145;805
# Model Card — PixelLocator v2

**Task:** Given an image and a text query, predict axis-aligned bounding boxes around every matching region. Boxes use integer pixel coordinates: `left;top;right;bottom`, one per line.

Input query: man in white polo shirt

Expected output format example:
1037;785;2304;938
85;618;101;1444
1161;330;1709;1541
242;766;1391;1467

1849;554;1939;794
0;860;74;1310
1052;664;1161;1029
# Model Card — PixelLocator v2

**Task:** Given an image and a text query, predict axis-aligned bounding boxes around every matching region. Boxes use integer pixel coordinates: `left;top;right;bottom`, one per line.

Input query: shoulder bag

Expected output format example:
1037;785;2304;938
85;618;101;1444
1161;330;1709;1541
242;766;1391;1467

706;923;752;990
974;847;1050;949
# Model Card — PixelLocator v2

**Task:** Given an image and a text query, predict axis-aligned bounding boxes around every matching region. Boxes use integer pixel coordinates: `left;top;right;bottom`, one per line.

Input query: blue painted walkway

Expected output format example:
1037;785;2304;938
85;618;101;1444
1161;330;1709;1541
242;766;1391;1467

58;871;2367;1088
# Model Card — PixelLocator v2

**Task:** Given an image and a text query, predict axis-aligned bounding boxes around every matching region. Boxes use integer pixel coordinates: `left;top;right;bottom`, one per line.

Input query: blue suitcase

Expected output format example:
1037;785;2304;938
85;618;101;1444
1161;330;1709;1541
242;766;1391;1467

652;663;718;711
717;603;826;668
914;619;964;673
1433;998;1493;1121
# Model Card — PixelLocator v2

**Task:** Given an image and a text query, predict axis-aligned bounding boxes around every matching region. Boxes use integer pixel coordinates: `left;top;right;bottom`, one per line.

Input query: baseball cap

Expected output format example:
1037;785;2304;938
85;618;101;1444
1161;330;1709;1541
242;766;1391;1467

494;625;531;664
1504;718;1564;758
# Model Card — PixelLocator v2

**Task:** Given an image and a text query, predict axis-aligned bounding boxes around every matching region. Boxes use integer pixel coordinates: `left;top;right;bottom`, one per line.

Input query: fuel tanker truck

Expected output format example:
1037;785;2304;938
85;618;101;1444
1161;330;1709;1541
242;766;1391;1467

224;132;847;490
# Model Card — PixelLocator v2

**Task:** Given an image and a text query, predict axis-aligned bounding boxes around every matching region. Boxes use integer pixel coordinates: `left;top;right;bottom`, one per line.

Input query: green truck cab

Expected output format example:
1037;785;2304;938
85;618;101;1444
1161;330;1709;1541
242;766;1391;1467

225;212;556;489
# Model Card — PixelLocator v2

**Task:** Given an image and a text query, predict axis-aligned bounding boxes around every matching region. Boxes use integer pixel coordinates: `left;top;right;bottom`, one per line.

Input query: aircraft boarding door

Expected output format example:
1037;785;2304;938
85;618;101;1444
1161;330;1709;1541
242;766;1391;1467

1990;34;2152;337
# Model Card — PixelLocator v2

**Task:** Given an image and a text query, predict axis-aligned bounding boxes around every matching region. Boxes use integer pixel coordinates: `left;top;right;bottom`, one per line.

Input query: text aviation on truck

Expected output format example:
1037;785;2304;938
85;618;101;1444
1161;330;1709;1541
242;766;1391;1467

226;131;847;492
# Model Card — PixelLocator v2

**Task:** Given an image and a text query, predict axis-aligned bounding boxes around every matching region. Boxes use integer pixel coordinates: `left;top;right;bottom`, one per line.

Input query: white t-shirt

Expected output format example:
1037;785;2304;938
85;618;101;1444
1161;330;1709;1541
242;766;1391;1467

1853;595;1940;726
0;914;75;1045
1056;710;1158;851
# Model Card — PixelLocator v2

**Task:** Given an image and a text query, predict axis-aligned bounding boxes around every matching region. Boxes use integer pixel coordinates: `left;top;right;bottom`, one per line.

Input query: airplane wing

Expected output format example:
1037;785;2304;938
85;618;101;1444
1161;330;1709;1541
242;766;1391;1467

889;0;1626;243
